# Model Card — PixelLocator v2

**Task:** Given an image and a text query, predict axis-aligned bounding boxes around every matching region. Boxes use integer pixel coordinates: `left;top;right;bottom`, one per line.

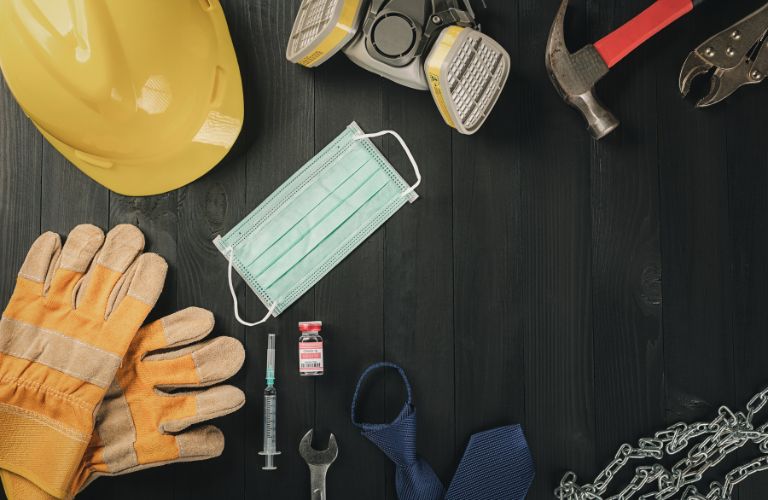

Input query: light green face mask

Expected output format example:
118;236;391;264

214;122;421;326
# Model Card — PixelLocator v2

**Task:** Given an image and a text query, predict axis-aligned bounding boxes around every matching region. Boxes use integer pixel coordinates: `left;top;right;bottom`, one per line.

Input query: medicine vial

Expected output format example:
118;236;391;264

298;321;324;376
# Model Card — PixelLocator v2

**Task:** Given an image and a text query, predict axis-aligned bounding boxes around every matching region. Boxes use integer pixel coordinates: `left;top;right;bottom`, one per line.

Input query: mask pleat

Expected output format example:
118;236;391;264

243;160;381;274
259;172;395;290
233;147;373;267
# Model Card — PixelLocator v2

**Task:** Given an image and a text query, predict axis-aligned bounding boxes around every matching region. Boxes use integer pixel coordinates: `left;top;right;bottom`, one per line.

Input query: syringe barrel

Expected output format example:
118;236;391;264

262;392;277;451
260;391;280;470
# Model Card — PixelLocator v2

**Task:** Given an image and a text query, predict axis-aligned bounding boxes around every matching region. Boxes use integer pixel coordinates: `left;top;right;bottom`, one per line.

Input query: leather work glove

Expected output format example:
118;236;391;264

0;224;167;498
1;307;246;499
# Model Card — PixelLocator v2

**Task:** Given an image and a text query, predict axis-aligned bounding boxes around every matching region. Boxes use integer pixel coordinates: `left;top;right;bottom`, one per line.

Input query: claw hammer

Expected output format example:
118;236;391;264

546;0;705;139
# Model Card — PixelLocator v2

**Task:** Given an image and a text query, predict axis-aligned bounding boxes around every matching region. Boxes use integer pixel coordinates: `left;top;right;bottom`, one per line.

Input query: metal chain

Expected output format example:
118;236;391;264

555;387;768;500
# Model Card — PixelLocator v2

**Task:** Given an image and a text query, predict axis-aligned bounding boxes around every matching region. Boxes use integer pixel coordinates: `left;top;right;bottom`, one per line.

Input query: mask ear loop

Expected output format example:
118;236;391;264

353;130;422;198
226;247;277;327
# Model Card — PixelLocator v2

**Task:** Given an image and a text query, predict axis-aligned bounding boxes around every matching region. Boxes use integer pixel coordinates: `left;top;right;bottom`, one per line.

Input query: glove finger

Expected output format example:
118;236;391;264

173;425;226;461
147;336;245;389
46;224;104;304
71;427;225;495
16;231;61;295
105;252;167;332
74;224;145;314
160;385;245;433
135;307;215;353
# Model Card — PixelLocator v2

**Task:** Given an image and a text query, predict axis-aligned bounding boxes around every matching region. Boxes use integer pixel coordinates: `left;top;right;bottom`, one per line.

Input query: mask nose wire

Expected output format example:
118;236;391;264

353;130;422;197
226;246;277;327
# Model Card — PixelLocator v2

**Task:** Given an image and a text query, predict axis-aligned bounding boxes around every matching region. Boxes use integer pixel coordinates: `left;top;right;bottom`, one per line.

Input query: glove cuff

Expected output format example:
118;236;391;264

0;402;88;498
0;470;63;500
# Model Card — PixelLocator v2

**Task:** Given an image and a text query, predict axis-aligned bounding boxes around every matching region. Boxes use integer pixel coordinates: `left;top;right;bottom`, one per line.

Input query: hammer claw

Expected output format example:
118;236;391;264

546;0;616;139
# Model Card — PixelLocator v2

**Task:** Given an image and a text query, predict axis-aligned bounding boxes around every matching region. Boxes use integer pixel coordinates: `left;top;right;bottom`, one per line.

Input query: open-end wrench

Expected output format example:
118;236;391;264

299;429;338;500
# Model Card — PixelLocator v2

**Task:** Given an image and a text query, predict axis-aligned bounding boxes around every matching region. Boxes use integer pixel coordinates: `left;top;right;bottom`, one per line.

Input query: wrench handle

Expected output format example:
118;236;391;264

309;466;328;500
311;488;325;500
594;0;698;68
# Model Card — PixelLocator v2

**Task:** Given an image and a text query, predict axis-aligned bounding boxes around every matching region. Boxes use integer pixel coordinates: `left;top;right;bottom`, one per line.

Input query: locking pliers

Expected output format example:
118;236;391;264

679;2;768;107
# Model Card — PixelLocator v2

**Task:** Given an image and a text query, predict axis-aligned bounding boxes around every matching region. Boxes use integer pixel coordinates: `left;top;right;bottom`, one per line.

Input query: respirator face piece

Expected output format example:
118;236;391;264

287;0;510;135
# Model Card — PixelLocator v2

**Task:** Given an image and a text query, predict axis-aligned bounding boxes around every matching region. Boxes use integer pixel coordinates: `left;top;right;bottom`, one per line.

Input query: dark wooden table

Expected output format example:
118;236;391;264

2;0;768;498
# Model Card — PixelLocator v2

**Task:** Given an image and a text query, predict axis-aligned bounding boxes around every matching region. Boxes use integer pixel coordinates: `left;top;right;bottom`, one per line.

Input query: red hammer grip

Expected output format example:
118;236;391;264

594;0;695;68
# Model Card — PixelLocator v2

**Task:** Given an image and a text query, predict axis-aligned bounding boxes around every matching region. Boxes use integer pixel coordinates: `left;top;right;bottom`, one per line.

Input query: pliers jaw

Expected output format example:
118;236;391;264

679;2;768;107
679;50;716;103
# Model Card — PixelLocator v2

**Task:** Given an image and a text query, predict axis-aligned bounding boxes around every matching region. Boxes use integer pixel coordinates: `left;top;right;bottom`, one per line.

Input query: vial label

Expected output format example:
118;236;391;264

299;342;323;374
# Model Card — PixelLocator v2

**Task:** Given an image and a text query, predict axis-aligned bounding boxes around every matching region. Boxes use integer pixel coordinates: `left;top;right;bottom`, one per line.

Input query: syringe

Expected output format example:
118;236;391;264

259;333;281;470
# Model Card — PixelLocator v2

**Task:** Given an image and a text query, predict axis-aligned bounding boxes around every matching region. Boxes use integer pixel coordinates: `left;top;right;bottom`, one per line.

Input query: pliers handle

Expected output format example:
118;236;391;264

680;2;768;107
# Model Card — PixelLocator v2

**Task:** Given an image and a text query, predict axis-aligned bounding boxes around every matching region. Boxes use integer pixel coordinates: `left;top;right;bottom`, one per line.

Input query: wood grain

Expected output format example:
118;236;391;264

588;0;666;477
311;26;390;500
518;0;596;497
2;0;768;499
383;73;455;492
452;0;528;492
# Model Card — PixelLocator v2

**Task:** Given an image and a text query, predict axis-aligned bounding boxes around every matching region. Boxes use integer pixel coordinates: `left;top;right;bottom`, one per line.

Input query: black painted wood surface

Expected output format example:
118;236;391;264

1;0;768;498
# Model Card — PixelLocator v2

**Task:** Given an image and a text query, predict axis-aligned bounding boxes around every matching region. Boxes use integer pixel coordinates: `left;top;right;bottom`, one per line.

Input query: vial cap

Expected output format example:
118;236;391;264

299;321;322;332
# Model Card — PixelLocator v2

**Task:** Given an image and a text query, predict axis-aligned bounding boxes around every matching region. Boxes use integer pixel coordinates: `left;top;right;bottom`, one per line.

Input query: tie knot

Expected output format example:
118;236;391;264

360;404;418;467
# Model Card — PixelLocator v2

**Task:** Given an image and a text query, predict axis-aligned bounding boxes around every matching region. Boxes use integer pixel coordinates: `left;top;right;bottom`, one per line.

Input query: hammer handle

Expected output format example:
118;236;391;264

594;0;701;68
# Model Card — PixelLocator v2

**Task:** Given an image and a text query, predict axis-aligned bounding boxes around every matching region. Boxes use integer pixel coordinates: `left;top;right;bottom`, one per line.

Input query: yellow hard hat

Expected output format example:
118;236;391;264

0;0;244;196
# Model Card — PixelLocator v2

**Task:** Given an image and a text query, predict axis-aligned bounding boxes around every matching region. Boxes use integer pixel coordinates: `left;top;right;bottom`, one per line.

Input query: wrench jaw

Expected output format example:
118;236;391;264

299;429;339;466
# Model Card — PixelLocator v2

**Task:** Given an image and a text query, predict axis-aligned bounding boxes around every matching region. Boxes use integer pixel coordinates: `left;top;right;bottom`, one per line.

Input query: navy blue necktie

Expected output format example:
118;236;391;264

351;363;535;500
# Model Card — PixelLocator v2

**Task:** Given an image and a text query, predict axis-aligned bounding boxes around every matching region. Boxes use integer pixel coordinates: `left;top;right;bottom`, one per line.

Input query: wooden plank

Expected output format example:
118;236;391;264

382;80;454;492
168;2;252;491
0;56;43;500
452;0;527;488
517;0;596;497
0;74;42;308
236;1;316;499
312;33;388;500
170;170;248;500
654;2;749;496
587;0;666;478
657;0;735;425
723;2;768;499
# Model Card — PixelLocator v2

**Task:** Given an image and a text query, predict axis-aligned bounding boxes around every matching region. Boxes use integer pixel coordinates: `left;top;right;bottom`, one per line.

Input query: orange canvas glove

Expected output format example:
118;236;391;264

1;307;246;499
0;224;167;498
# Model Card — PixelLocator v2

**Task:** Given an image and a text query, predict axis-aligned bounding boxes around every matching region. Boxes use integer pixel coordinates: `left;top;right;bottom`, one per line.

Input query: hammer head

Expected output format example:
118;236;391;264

545;0;618;139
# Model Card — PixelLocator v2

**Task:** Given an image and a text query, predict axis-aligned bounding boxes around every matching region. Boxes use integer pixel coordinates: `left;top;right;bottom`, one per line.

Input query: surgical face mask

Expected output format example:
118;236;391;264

286;0;510;135
214;122;421;326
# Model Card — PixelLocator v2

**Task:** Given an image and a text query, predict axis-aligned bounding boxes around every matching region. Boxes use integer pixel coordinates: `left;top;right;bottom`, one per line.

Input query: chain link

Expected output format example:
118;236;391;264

555;387;768;500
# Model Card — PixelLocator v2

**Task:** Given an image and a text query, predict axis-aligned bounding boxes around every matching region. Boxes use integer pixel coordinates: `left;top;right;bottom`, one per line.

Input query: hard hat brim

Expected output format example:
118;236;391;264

35;92;243;197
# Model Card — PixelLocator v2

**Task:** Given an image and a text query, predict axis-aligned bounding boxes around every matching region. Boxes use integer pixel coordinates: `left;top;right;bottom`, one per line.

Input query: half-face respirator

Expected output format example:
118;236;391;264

286;0;510;135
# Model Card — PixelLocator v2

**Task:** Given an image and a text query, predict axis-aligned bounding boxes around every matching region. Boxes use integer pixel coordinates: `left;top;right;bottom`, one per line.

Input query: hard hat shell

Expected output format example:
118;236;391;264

0;0;244;196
